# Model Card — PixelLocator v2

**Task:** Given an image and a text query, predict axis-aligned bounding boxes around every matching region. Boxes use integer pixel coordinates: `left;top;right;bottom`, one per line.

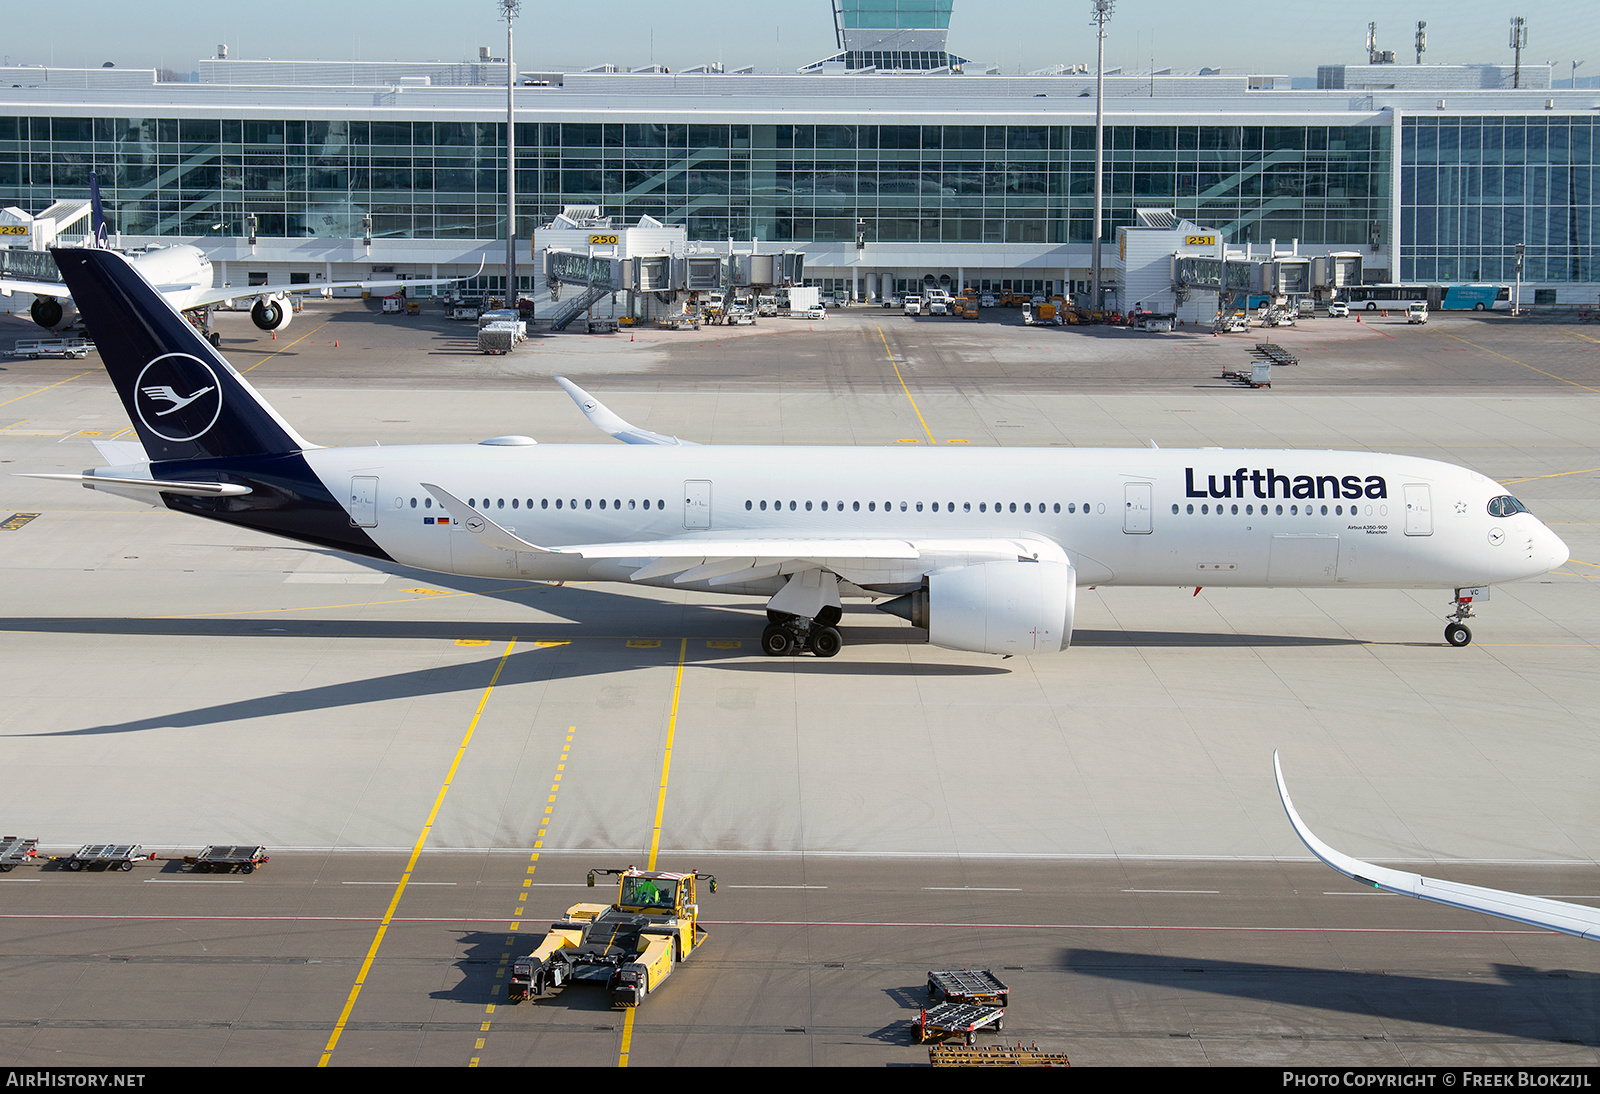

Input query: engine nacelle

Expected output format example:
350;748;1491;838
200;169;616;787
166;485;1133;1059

251;296;292;331
30;295;66;329
883;561;1076;656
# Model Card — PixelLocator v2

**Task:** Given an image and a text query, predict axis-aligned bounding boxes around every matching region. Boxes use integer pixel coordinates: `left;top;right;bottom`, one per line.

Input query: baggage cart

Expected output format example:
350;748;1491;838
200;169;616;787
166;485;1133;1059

184;845;270;874
927;968;1010;1007
0;836;38;872
65;844;146;872
914;1001;1005;1045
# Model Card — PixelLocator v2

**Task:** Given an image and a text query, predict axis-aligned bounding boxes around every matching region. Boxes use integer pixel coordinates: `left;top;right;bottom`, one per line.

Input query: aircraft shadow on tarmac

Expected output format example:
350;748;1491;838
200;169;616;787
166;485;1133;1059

1066;949;1600;1045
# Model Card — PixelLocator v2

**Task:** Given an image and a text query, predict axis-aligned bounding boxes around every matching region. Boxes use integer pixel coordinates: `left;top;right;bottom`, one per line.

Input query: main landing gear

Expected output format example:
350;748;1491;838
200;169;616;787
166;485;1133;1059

761;607;843;658
760;570;845;657
1444;587;1484;647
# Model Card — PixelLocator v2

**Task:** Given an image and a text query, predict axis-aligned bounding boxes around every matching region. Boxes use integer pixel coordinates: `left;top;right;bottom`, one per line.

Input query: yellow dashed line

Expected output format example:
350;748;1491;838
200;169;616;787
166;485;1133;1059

320;637;517;1067
475;726;574;1066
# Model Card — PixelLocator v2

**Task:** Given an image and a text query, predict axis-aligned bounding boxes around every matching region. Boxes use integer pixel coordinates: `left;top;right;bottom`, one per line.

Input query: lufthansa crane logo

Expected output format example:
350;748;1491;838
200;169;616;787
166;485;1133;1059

134;354;223;443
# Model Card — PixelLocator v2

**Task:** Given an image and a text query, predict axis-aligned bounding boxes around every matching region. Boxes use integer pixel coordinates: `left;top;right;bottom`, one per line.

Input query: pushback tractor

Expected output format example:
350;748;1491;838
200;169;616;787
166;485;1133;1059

508;866;717;1008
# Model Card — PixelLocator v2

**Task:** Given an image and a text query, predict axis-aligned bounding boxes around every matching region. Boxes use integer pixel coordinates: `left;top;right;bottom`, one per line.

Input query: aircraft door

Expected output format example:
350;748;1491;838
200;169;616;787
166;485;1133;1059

684;480;711;529
1403;484;1432;536
1123;482;1152;534
348;476;378;527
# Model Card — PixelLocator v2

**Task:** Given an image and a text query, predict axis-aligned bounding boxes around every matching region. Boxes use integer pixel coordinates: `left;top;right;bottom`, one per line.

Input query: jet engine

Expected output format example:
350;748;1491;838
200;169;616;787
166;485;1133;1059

880;560;1076;656
30;295;66;329
250;296;292;331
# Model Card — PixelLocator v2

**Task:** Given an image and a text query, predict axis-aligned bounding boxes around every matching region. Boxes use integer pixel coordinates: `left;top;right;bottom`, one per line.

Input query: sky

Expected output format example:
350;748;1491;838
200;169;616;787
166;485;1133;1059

4;2;1596;81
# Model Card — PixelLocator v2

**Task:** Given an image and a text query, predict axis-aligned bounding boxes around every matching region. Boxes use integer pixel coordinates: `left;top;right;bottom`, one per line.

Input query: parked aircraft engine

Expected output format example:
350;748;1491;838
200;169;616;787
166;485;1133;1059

30;295;65;329
880;560;1076;655
251;296;292;331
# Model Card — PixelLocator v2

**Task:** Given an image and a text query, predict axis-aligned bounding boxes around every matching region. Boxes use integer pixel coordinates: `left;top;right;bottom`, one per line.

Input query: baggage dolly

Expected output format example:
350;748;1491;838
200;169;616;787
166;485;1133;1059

185;846;270;874
927;968;1010;1008
914;1001;1006;1045
0;836;38;872
65;844;146;872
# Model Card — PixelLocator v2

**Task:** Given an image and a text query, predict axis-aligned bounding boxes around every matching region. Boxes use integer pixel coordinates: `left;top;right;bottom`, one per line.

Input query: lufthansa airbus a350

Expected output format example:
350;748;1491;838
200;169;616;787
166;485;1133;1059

25;247;1570;658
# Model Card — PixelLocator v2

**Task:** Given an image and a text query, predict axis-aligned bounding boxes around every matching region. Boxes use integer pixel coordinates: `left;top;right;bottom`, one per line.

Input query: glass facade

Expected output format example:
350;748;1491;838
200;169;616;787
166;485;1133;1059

841;0;954;30
1402;116;1596;283
0;116;1391;252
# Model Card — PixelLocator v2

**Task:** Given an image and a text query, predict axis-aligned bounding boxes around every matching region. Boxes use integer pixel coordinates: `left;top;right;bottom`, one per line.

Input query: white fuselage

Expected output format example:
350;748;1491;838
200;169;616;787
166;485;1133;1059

301;443;1569;596
127;245;215;308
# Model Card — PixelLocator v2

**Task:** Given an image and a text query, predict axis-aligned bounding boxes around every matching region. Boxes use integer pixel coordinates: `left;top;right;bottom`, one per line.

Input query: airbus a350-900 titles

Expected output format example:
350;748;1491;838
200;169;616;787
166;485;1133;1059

23;247;1570;658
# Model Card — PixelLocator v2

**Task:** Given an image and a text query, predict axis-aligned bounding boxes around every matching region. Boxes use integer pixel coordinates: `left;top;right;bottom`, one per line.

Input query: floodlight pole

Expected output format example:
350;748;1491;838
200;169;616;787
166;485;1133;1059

1091;0;1113;310
502;0;521;304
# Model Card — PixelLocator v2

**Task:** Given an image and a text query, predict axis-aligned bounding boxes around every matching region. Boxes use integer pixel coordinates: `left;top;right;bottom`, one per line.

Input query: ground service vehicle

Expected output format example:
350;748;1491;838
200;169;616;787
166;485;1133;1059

1327;301;1349;318
508;867;717;1007
903;294;922;315
1346;283;1509;311
1407;302;1429;324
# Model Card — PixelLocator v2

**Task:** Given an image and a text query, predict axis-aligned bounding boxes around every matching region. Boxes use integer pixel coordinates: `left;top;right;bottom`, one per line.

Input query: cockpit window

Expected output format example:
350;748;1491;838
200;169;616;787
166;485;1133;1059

1487;496;1528;518
619;875;676;910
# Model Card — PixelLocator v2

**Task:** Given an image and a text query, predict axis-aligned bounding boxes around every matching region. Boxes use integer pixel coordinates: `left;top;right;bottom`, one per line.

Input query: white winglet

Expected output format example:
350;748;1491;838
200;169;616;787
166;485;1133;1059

1274;750;1600;942
420;483;555;554
555;376;698;446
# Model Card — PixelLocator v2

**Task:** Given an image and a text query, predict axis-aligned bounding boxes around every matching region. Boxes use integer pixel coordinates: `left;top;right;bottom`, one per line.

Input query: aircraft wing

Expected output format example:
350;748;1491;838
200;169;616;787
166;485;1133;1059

555;376;699;446
422;482;1049;586
0;277;70;298
1274;751;1600;942
182;257;486;311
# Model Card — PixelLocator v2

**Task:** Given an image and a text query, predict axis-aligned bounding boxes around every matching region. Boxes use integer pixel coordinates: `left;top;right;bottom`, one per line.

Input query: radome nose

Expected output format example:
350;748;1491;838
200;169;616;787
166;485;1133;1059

1541;524;1570;572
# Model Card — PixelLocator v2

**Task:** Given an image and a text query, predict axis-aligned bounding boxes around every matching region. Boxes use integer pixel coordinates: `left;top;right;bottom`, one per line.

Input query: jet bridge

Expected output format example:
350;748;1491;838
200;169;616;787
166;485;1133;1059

543;246;805;327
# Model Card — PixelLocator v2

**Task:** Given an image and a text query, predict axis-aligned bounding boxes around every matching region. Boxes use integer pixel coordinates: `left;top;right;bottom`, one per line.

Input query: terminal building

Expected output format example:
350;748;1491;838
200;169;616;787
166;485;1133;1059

0;4;1594;313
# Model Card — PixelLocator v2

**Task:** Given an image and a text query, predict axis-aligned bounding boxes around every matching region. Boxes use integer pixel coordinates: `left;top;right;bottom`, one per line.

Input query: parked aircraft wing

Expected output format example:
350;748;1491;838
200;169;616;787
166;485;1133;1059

182;256;486;311
1274;751;1600;942
0;277;70;298
555;376;698;446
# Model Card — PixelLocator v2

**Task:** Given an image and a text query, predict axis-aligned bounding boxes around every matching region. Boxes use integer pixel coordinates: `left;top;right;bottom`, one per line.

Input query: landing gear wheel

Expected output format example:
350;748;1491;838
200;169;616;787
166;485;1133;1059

761;624;794;657
208;331;222;348
1445;623;1472;647
812;626;842;658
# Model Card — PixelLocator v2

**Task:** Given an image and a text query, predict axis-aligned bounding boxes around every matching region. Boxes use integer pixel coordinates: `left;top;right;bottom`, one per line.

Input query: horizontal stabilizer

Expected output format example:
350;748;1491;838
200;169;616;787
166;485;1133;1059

555;376;698;446
91;439;150;465
1275;751;1600;942
16;472;252;497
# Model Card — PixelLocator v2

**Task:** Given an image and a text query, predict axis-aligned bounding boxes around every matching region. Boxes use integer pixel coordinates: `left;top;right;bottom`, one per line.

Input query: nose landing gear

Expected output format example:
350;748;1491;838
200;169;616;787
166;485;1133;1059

1445;586;1486;647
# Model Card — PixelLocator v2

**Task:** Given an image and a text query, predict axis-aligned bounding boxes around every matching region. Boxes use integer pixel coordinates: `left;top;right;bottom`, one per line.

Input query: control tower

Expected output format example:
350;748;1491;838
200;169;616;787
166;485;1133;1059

803;0;973;72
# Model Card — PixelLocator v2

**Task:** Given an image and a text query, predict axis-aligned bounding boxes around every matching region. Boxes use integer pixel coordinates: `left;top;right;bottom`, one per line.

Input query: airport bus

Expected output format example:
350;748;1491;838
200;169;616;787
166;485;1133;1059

1341;284;1511;311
